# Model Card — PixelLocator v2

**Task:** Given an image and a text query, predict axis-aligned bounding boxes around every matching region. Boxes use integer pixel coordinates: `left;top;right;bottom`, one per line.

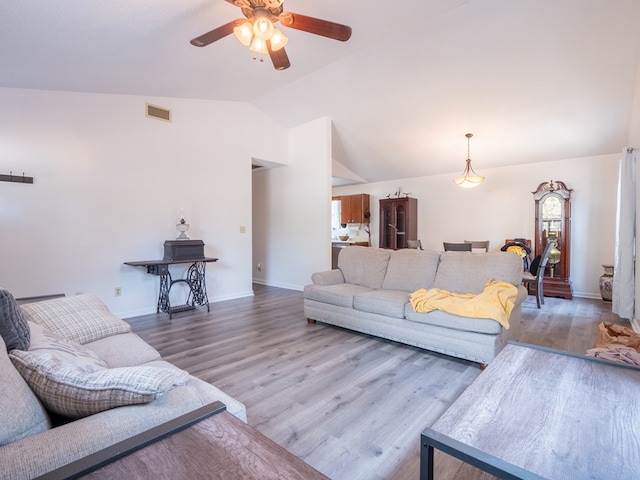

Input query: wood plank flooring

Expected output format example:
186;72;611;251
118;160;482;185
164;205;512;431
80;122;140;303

127;286;629;480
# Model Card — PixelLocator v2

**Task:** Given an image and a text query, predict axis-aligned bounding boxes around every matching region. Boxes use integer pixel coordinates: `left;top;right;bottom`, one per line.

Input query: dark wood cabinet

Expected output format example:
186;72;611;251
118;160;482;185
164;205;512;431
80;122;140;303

379;197;418;249
532;180;572;299
334;194;370;224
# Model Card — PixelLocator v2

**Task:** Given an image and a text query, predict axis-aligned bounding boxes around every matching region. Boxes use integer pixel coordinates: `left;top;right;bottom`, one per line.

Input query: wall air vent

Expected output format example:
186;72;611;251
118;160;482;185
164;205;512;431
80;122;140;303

146;103;171;122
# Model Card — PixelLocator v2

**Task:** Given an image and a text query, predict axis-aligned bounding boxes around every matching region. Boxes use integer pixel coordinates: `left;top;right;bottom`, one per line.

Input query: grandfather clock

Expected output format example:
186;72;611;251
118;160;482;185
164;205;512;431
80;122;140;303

533;180;573;299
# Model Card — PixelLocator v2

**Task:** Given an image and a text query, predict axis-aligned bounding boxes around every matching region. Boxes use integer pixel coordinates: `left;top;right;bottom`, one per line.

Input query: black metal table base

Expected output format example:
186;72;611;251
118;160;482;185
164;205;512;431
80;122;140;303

124;257;217;320
156;262;210;319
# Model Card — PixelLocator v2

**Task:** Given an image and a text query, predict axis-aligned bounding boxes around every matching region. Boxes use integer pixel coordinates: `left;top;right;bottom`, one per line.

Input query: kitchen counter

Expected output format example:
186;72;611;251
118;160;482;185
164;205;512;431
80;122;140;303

331;241;369;268
332;241;369;246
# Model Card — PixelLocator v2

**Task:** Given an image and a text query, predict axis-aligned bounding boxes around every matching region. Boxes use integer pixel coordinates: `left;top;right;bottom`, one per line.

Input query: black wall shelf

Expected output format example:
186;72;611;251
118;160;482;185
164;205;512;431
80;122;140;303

0;172;33;184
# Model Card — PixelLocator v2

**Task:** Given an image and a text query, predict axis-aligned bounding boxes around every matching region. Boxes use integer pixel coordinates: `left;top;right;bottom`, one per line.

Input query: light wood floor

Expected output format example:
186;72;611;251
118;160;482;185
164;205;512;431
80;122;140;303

127;286;629;480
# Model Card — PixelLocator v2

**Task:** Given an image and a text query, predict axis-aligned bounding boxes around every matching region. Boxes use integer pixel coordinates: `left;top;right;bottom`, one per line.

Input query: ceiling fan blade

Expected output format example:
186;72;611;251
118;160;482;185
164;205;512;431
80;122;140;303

267;41;291;70
190;20;237;47
279;12;352;42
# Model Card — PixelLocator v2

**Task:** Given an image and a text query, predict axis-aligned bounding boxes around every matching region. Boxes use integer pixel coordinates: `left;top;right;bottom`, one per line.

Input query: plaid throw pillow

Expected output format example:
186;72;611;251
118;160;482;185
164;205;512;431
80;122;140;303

9;350;189;418
20;294;130;345
26;321;107;371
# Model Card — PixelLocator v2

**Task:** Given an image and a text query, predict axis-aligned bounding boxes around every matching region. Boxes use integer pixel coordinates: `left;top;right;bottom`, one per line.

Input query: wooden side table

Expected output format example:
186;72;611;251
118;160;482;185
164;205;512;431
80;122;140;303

421;342;640;480
39;402;329;480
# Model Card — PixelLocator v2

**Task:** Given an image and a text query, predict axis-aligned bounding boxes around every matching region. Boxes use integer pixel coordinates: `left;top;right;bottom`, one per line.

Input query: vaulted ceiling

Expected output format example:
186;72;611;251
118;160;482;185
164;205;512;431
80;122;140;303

2;0;639;185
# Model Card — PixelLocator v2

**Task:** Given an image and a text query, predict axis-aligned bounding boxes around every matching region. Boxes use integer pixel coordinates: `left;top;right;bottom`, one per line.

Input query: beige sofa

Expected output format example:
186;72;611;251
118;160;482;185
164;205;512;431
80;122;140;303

304;246;527;365
0;292;245;480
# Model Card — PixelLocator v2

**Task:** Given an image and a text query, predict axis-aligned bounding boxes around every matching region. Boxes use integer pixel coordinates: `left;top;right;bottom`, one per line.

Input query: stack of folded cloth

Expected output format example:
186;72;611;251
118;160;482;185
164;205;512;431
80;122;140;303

586;322;640;366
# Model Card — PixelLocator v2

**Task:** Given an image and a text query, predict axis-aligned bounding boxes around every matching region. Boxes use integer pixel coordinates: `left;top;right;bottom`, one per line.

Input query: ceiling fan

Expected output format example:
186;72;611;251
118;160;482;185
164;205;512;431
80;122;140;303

190;0;352;70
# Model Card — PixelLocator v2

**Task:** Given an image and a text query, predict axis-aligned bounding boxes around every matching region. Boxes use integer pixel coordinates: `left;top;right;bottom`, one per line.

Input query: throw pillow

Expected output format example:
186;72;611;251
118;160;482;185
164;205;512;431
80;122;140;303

27;321;107;371
20;294;131;345
9;350;189;418
0;288;30;351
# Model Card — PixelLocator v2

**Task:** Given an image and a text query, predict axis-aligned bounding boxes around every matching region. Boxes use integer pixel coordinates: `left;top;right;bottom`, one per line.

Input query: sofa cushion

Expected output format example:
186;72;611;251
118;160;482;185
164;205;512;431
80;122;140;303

382;249;440;292
142;360;248;422
9;350;189;418
0;335;51;446
434;252;523;294
338;246;392;289
0;288;30;351
405;308;503;334
20;294;131;345
85;332;161;368
304;283;374;308
27;321;108;370
353;290;409;319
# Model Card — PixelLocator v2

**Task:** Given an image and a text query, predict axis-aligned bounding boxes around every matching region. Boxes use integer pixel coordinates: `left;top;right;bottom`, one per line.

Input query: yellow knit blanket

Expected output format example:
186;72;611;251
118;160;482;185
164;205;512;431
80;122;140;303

409;280;518;329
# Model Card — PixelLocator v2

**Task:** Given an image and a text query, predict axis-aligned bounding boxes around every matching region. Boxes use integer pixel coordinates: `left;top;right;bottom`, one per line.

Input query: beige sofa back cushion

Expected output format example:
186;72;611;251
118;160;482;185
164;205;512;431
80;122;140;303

382;249;440;292
434;251;523;294
338;246;392;289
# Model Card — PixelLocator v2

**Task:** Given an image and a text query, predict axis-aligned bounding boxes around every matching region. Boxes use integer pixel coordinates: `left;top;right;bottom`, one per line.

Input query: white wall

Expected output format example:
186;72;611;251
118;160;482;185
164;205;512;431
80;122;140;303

0;87;286;317
252;117;332;289
0;85;629;313
334;153;619;299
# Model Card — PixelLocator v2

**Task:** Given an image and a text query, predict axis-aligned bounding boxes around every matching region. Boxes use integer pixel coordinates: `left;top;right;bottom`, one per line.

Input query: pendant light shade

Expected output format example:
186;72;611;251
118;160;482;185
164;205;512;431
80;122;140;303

454;133;485;188
233;21;253;46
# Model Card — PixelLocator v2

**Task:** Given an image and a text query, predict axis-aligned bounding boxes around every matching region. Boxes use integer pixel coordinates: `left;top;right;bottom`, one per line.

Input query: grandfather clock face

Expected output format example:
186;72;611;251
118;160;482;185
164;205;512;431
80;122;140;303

540;194;563;272
541;195;562;241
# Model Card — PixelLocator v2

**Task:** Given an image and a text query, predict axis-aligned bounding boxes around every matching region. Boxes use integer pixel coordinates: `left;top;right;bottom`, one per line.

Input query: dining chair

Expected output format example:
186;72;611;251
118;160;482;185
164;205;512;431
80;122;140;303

464;240;490;252
407;239;423;250
522;240;557;308
443;242;473;252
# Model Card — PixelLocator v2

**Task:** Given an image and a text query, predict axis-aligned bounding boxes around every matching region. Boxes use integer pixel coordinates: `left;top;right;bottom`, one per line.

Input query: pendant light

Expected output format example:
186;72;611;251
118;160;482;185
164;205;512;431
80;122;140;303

454;133;485;188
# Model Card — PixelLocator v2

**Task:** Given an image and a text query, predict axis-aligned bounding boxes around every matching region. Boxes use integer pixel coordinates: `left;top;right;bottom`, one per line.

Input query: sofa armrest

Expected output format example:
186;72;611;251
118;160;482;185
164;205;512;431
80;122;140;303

311;269;345;286
0;379;247;479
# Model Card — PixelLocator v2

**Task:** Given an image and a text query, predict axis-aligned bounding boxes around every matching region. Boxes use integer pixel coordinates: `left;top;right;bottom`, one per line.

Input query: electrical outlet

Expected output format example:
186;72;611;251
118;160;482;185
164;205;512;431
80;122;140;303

239;225;246;234
114;287;122;297
257;263;262;272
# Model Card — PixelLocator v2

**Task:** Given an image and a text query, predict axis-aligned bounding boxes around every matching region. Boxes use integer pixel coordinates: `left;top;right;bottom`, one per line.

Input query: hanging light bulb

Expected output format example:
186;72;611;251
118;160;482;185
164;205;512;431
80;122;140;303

269;28;288;51
249;37;268;54
233;20;253;46
454;133;485;188
253;13;274;41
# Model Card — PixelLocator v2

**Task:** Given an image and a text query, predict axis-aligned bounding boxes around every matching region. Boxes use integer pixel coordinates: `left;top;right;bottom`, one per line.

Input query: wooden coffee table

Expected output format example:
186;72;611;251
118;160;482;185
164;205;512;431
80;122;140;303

421;342;640;480
40;402;329;480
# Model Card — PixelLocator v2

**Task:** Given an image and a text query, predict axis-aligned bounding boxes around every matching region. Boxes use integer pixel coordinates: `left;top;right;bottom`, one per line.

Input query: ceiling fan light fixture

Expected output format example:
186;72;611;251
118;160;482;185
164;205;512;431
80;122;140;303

253;14;275;41
270;28;288;51
453;133;485;188
233;21;253;46
190;2;352;71
249;37;268;54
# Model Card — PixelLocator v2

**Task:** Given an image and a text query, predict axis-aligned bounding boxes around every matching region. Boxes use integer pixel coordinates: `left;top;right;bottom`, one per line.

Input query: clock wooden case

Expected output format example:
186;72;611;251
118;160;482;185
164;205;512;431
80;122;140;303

532;180;573;299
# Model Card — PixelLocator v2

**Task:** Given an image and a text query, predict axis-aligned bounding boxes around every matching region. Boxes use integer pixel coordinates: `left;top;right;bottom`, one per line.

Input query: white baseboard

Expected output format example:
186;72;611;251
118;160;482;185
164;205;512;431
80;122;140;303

253;279;304;291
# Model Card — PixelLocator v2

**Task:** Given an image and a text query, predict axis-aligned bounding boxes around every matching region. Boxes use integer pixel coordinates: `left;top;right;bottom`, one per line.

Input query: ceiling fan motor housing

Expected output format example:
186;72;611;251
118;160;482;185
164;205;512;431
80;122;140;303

234;0;284;21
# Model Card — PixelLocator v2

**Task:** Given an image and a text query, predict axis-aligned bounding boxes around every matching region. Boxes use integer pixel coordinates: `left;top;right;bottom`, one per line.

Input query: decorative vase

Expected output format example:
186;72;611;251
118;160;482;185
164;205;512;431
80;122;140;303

599;264;614;302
